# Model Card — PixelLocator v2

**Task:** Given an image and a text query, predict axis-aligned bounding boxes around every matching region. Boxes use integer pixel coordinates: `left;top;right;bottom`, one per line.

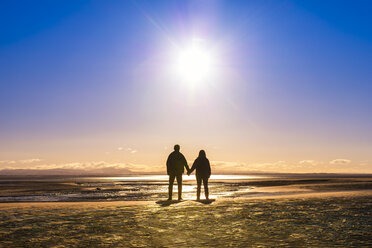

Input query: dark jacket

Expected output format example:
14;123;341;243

166;151;189;175
189;157;211;179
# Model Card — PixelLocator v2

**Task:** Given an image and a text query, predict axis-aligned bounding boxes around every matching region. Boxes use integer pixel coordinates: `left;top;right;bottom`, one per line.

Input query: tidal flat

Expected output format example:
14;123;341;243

0;176;371;247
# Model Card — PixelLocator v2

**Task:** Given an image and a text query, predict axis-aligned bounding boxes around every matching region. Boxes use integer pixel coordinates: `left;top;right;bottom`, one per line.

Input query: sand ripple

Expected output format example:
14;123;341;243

0;195;371;247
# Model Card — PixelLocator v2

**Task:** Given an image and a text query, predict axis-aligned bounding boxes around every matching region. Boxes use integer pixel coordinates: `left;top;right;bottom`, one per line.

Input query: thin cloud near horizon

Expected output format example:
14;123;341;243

0;158;368;175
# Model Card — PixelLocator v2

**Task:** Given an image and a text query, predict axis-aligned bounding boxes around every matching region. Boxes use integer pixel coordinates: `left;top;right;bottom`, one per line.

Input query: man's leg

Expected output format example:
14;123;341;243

196;176;202;201
168;175;176;200
203;177;209;200
176;174;183;200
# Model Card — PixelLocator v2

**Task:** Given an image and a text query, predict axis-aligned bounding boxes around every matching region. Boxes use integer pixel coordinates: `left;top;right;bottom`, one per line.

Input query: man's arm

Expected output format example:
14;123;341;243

182;154;190;173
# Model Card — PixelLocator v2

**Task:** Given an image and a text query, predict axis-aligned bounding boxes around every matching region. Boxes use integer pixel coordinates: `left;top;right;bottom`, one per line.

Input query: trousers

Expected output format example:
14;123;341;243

168;174;182;200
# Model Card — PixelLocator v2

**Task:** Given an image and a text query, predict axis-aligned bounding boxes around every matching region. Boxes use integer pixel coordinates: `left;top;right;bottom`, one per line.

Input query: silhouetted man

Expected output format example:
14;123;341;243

166;144;189;201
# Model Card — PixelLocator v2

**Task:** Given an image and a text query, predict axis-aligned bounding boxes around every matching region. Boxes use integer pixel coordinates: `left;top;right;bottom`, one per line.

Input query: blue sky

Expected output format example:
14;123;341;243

0;0;371;174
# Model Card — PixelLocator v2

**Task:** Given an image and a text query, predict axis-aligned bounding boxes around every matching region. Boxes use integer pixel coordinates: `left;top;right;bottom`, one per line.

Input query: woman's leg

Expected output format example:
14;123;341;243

203;177;209;200
196;176;201;200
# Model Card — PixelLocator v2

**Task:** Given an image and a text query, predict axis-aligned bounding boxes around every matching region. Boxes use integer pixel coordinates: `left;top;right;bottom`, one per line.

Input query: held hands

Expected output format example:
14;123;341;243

187;169;191;176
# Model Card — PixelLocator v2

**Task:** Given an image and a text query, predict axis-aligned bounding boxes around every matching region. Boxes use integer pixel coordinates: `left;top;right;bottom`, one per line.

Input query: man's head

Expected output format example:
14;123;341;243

174;144;180;152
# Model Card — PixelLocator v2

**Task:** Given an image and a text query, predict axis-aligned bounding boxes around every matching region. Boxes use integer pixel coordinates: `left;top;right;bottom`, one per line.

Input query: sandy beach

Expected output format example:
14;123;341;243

0;176;371;247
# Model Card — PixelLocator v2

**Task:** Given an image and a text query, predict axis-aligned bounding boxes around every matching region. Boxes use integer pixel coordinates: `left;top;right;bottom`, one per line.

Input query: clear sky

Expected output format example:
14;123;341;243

0;0;371;174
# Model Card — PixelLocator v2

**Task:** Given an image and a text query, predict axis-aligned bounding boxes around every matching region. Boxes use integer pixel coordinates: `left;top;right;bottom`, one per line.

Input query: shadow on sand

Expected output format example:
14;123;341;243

156;199;215;207
195;199;215;205
156;200;183;207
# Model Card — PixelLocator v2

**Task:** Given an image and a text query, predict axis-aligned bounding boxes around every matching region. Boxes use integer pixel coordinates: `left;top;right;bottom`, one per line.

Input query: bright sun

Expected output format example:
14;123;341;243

176;39;214;85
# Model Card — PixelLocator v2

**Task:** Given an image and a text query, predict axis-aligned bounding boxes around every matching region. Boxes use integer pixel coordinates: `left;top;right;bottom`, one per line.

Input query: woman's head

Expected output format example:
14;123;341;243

199;150;206;158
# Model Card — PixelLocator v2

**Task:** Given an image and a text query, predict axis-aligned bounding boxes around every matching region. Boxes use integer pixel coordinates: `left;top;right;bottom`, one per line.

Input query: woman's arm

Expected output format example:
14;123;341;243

188;159;198;175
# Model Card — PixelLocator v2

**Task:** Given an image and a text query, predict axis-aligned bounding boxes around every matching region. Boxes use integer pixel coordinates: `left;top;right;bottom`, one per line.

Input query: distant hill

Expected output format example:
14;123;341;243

0;167;133;176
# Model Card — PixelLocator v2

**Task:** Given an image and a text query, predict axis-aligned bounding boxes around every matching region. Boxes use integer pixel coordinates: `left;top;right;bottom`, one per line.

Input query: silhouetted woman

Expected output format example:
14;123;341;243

188;150;211;201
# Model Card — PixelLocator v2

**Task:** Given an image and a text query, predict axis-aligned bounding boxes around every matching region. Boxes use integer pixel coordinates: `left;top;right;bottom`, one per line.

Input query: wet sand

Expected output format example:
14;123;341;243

0;188;370;209
1;176;372;203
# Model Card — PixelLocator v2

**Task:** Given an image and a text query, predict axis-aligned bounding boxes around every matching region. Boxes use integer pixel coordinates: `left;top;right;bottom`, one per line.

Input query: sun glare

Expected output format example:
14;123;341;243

176;39;214;85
